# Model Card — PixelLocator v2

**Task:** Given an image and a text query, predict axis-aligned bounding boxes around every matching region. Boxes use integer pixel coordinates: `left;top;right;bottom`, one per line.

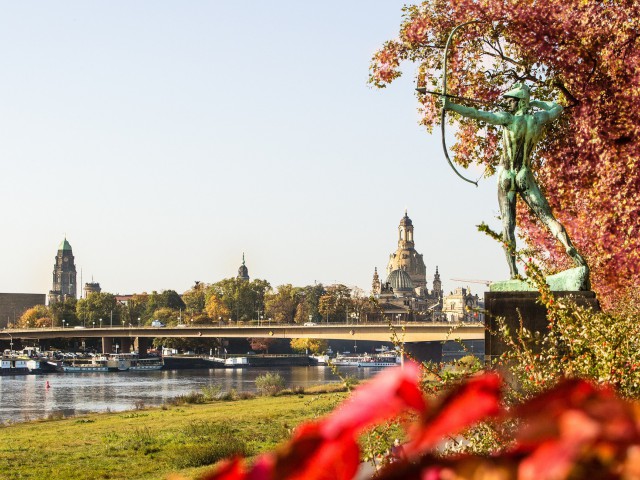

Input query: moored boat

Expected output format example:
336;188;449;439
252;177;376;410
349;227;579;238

330;355;362;367
60;355;109;373
59;353;163;372
357;356;401;367
129;356;164;371
1;356;30;376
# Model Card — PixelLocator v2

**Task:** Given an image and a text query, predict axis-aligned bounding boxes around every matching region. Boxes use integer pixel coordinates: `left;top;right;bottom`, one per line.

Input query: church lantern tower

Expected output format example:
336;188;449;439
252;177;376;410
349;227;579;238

386;211;427;289
48;237;77;304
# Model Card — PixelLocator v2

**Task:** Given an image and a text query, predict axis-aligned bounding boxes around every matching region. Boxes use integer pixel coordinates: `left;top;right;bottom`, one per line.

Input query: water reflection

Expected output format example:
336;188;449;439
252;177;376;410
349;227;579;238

0;366;382;423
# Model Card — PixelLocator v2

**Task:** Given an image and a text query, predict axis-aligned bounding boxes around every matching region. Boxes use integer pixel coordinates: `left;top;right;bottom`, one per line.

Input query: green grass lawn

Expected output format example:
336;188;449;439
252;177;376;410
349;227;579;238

0;391;348;480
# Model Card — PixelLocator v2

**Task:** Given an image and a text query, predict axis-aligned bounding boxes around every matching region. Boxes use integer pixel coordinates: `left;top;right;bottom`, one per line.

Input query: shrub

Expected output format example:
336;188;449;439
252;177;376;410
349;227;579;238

172;422;249;468
255;372;285;396
169;391;206;405
201;384;222;401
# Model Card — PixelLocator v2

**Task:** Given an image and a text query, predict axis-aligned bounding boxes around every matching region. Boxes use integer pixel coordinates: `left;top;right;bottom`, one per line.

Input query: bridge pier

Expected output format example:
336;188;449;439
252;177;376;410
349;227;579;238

119;338;132;353
102;337;113;354
135;337;151;357
404;342;442;363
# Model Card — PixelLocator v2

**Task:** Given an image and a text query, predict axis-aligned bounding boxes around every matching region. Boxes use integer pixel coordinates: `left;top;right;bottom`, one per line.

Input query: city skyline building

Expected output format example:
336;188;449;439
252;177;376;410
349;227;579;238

48;238;77;304
373;212;443;320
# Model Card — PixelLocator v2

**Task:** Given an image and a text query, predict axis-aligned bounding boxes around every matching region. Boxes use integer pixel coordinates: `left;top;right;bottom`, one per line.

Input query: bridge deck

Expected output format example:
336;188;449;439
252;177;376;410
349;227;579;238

1;323;484;342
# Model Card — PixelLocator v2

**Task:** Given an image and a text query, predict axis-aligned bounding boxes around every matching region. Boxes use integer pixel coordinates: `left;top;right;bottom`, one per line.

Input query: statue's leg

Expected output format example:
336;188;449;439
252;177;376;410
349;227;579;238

498;168;518;278
518;169;587;268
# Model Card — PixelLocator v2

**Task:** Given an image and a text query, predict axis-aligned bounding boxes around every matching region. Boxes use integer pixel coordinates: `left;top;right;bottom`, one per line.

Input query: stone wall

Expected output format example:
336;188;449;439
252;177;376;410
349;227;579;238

0;293;46;327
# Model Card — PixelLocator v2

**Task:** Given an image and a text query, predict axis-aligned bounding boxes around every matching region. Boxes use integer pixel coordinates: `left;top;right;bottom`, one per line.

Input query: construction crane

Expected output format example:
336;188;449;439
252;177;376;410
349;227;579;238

450;278;493;286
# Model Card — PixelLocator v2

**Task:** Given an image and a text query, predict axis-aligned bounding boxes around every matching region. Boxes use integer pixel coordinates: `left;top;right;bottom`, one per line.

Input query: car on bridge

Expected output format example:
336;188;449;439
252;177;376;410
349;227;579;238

151;320;166;328
303;322;317;326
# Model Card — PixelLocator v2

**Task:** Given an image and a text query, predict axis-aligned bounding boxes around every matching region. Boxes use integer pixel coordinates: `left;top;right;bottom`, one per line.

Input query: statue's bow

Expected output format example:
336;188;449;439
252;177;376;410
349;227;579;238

440;20;481;187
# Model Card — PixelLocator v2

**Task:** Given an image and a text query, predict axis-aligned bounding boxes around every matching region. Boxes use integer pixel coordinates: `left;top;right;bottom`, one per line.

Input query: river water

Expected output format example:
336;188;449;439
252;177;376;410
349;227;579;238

0;366;383;424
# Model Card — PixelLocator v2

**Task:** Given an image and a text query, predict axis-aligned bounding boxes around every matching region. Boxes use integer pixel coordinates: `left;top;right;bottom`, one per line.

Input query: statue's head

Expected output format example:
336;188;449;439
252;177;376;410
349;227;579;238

503;83;530;112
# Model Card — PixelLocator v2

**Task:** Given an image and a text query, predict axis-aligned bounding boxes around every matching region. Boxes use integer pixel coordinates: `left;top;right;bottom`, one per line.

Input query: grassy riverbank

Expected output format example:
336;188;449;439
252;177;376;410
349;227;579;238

1;386;348;480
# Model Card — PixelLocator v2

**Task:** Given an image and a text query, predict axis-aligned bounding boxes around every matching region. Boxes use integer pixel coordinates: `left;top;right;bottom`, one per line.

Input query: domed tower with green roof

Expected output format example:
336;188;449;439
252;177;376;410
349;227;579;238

237;253;250;282
48;237;77;304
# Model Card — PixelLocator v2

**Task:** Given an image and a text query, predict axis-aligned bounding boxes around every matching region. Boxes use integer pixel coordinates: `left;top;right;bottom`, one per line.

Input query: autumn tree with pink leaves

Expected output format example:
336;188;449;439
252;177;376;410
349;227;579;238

370;0;640;307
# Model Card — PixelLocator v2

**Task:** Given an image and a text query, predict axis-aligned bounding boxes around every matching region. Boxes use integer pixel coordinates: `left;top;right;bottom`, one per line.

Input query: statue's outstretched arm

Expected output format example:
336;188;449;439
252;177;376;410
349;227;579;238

444;99;511;126
531;100;563;123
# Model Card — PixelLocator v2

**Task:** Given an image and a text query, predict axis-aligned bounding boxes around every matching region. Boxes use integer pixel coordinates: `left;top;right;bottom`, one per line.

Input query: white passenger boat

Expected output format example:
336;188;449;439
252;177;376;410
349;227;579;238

60;355;109;373
107;353;164;371
330;355;362;367
357;355;401;367
60;354;163;372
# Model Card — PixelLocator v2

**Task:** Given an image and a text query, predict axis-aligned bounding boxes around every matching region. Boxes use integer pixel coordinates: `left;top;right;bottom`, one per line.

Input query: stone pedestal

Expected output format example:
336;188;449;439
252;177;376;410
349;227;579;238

484;291;599;363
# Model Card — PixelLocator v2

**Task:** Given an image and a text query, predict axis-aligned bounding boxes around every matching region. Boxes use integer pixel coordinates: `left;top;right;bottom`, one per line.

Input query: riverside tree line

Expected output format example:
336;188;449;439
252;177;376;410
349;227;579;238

13;279;384;353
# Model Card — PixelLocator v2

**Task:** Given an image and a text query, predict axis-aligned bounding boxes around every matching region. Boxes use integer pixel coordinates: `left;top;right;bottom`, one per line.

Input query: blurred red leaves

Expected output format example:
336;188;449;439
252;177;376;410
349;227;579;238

203;364;640;480
405;372;502;456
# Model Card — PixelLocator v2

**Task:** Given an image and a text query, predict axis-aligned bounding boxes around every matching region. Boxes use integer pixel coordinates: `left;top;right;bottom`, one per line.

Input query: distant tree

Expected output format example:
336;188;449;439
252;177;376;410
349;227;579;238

351;288;381;324
248;337;277;353
128;293;149;323
207;278;272;322
17;305;51;328
158;290;186;311
290;338;329;355
76;292;119;327
265;284;299;323
152;307;180;326
204;294;231;322
50;297;78;326
293;284;326;324
318;284;352;323
187;312;211;325
182;281;207;314
293;301;311;325
144;290;185;319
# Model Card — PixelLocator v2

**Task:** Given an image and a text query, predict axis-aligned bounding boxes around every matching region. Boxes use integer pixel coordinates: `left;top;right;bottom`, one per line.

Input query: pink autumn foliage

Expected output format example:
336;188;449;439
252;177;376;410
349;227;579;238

201;363;640;480
369;1;640;308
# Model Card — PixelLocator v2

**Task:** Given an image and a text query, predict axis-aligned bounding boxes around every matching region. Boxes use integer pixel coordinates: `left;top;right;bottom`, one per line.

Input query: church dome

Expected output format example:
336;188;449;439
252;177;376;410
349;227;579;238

386;269;414;293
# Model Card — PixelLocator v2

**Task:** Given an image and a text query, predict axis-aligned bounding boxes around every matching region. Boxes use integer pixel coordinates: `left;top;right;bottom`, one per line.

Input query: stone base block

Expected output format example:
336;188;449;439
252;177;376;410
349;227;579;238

484;290;599;363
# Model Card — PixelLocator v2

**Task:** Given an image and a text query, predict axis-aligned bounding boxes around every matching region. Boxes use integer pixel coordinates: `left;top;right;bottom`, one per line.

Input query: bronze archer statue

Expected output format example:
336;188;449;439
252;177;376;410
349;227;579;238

443;83;588;282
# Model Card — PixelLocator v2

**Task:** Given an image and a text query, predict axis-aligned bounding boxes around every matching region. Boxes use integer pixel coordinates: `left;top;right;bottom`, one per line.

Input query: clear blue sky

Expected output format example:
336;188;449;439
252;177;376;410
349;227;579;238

0;1;506;297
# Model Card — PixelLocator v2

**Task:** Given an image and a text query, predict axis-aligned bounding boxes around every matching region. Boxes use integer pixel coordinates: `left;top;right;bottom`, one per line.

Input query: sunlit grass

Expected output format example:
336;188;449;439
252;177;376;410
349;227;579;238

1;389;348;480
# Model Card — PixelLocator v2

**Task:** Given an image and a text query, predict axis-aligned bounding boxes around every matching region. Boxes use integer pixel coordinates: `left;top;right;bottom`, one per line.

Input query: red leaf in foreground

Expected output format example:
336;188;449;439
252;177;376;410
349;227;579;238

321;361;426;439
261;422;360;480
201;457;246;480
513;378;640;480
514;379;638;449
404;373;502;456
